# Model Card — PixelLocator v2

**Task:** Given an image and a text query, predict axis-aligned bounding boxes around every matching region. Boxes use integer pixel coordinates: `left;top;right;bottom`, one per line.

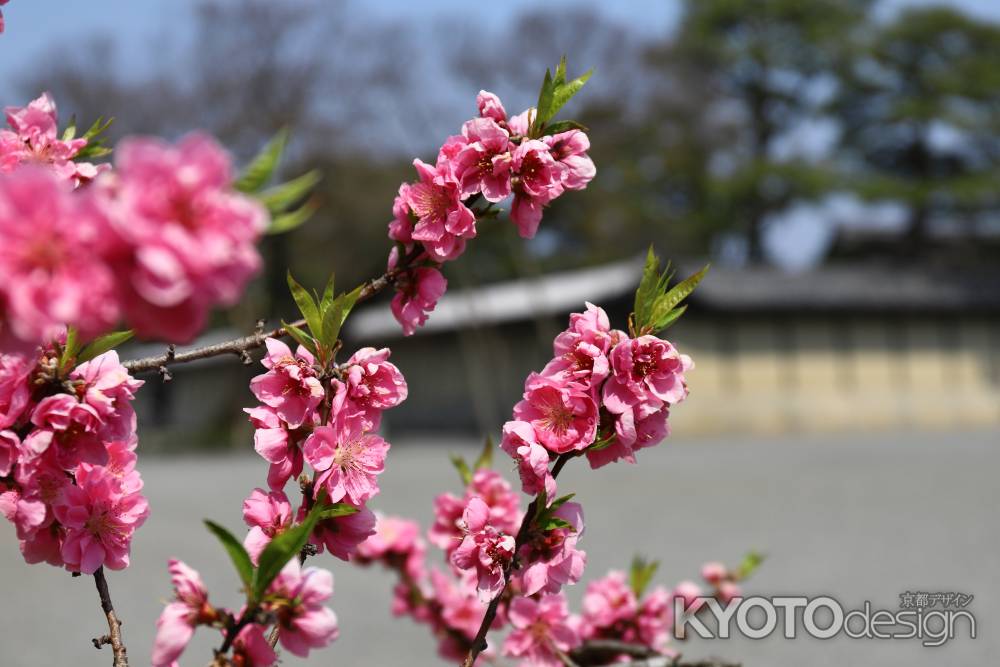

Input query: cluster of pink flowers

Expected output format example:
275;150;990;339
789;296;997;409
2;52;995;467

0;1;8;33
0;93;268;350
0;344;148;573
386;90;595;336
152;557;338;667
241;340;407;561
501;302;692;497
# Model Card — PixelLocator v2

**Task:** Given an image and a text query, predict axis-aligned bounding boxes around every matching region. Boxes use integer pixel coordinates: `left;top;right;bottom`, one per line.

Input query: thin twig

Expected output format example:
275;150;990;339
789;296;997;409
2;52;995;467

461;451;578;667
569;642;740;667
93;567;129;667
122;254;416;375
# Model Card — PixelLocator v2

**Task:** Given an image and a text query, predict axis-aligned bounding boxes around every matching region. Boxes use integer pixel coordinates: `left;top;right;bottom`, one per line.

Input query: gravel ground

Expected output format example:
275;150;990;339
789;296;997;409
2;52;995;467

0;428;996;666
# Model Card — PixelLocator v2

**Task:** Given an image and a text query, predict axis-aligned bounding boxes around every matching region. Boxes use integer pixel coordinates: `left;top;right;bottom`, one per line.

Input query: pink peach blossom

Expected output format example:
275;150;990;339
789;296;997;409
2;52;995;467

503;593;581;667
428;489;466;557
25;394;107;470
701;561;727;585
250;338;323;429
230;625;277;667
477;90;507;124
71;350;144;442
605;335;692;410
451;496;515;600
0;428;17;476
242;488;292;564
545;129;596;191
343;346;408;429
244;405;303;490
513;373;598;454
501;420;557;497
510;139;564;238
514;501;586;596
581;571;638;629
152;559;213;667
390;262;447;336
310;502;377;561
304;413;389;506
0;351;32;429
388;182;415;244
265;559;339;657
405;158;476;262
453;117;513;202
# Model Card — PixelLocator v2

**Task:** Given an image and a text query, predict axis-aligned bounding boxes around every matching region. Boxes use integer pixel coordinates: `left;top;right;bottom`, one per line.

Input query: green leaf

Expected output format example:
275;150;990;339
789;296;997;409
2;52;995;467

657;265;709;321
259;170;321;214
656;304;688;331
629;556;660;598
548;493;575;511
549;70;592;123
533;68;556;136
540;516;573;531
532;57;593;134
82;116;113;141
316;503;360;520
236;128;289;194
450;455;473;486
204;520;254;590
77;330;134;364
59;327;80;370
320;274;336;314
319;284;362;349
736;551;765;581
541;119;589;136
282;320;317;357
287;271;322;338
252;502;324;600
61;116;77;141
73;117;114;161
267;199;319;235
633;246;671;331
473;436;494;471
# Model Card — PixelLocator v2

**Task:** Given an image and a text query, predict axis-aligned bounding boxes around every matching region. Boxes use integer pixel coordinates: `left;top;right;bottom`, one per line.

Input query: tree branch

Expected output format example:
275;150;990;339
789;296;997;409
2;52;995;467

93;567;129;667
122;255;414;375
461;451;579;667
568;641;740;667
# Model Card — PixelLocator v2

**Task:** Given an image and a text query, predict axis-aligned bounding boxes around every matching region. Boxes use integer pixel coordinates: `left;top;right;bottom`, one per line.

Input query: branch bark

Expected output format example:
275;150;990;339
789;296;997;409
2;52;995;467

570;640;741;667
93;567;129;667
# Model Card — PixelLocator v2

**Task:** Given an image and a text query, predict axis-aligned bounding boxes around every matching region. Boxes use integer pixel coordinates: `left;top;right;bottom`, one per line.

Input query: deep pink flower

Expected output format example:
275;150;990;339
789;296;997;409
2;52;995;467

636;586;673;653
105;133;267;342
671;580;705;614
244;405;303;491
477;90;507;124
390;261;447;337
309;502;377;561
468;469;522;536
503;593;581;667
152;559;214;667
265;559;339;657
0;428;17;476
242;488;292;564
513;373;598;454
514;501;586;596
452;117;513;202
586;404;671;469
0;351;32;429
230;625;277;667
451;496;515;601
428;489;466;557
581;570;638;629
543;302;615;392
0;169;119;345
343;346;408;429
304;413;389;506
0;93;107;184
70;350;144;442
510;139;564;239
604;335;692;411
701;561;727;586
405;158;476;262
25;394;107;470
718;581;742;604
356;513;420;561
388;182;415;244
53;463;148;573
507;108;535;136
545;130;596;191
429;568;488;639
250;338;323;429
501;420;557;497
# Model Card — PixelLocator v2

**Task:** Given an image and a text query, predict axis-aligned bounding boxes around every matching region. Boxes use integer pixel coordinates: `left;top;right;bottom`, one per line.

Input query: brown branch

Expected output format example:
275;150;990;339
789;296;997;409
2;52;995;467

569;642;740;667
93;567;129;667
461;451;579;667
122;256;414;376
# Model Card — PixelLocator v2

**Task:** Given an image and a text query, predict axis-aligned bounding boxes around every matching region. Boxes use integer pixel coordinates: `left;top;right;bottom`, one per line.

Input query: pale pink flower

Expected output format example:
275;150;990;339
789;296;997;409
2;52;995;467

717;581;742;604
0;93;107;184
230;625;277;667
636;586;673;653
501;420;556;497
581;570;638;629
25;394;107;469
543;302;614;392
428;490;466;557
0;351;32;429
250;338;323;429
387;182;415;244
0;428;17;476
0;169;119;345
507;108;536;136
70;350;144;442
390;262;447;337
604;335;692;410
244;405;303;491
671;580;705;614
356;513;421;562
545;130;596;191
451;496;515;601
430;568;488;639
503;593;581;667
477;90;507;124
265;559;339;657
54;464;148;573
453;117;513;202
304;413;389;506
514;501;586;596
343;346;408;429
468;469;522;536
405;158;476;262
152;559;214;667
105;133;267;342
100;437;143;495
242;488;292;564
513;373;598;454
510;139;564;239
701;561;727;586
309;502;376;561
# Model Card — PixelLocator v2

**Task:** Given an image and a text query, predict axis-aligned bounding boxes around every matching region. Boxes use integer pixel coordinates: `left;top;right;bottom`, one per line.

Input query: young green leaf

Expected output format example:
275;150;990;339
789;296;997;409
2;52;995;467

533;68;556;135
540;516;573;531
541;119;589;136
319;284;362;349
252;503;323;600
316;503;360;520
259;170;321;214
450;455;473;487
281;321;317;357
267;199;319;235
320;274;336;314
287;271;322;337
76;330;135;364
59;327;80;370
629;555;660;598
473;436;494;471
736;551;765;581
236;128;289;194
658;265;710;319
61;116;77;141
204;520;255;590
